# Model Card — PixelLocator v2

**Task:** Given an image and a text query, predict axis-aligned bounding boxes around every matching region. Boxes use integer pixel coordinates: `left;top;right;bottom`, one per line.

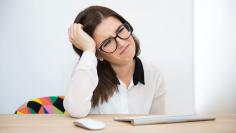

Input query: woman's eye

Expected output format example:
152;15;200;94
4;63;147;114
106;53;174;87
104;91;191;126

103;39;112;47
117;27;125;34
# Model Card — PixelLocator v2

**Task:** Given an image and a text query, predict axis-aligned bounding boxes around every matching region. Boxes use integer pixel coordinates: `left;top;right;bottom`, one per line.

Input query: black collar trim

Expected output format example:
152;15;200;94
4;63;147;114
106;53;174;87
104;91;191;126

133;56;145;85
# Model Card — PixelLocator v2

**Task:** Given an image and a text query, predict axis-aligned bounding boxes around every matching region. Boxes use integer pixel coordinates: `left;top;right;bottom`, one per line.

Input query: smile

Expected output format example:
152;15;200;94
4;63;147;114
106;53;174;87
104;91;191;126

120;44;129;55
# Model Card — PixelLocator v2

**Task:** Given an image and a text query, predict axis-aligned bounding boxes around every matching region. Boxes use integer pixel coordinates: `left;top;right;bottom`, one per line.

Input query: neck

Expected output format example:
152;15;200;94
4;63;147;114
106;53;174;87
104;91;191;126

111;59;135;87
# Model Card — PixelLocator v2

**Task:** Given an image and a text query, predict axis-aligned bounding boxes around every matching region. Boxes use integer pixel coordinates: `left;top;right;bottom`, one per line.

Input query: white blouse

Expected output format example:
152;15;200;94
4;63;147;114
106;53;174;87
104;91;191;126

63;51;166;118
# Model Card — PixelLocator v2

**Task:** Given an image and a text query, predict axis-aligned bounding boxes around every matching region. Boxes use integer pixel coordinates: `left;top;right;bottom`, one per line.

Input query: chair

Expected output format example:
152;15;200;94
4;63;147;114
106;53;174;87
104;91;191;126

15;96;66;114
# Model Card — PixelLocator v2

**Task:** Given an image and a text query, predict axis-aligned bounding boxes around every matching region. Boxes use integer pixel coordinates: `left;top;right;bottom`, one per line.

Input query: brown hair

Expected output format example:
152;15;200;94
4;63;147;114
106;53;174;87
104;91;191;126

72;5;141;107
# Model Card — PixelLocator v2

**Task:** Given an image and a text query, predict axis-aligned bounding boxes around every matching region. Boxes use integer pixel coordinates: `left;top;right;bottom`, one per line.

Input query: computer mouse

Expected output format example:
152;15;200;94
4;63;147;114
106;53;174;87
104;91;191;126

73;118;106;130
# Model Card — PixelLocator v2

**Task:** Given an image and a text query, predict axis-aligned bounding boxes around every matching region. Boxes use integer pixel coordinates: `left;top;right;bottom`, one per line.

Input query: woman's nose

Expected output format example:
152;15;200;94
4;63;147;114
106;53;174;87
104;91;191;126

116;38;127;48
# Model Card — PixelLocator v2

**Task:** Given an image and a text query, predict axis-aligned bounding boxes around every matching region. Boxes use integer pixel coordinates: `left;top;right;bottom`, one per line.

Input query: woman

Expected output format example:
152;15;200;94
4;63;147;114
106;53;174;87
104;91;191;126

64;5;166;118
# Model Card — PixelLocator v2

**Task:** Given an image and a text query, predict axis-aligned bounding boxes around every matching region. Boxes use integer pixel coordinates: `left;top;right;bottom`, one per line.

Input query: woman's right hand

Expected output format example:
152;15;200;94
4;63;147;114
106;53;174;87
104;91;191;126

68;23;96;53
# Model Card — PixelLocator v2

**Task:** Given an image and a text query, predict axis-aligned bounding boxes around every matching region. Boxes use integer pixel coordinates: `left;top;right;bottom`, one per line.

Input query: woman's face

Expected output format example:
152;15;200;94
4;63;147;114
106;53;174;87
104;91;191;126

93;16;136;65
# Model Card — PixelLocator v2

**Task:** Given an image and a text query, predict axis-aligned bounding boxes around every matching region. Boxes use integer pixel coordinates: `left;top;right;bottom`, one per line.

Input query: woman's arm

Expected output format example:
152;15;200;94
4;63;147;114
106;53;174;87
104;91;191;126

63;51;98;118
149;92;166;114
64;23;98;118
149;70;166;115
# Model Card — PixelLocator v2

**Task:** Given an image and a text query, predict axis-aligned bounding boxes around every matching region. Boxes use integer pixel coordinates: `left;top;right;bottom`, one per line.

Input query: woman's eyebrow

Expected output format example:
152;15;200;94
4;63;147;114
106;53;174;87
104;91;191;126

100;24;123;44
115;24;123;34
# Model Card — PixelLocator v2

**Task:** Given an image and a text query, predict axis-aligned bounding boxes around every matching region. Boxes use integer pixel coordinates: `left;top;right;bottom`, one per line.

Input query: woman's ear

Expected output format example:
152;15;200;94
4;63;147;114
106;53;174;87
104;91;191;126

96;51;104;61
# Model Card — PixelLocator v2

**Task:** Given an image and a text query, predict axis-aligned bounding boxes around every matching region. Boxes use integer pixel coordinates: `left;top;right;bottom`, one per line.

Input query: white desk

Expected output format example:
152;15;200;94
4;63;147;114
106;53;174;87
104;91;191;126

0;114;235;133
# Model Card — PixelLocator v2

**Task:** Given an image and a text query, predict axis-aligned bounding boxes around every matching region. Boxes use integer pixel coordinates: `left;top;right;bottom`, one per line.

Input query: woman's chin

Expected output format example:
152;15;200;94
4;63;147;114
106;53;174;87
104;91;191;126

119;54;135;63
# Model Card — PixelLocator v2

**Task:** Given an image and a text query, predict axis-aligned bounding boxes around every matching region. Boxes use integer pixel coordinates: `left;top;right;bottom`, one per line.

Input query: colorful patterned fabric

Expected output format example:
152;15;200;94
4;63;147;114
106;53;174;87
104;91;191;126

15;96;66;114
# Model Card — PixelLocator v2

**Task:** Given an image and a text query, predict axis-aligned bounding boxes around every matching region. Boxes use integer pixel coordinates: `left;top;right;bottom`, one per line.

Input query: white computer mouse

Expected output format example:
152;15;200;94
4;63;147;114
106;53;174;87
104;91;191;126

73;118;106;130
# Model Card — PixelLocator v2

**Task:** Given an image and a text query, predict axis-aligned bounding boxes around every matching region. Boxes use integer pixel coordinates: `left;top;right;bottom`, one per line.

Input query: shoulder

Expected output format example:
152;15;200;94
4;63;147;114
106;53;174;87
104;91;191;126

139;57;162;78
139;57;166;97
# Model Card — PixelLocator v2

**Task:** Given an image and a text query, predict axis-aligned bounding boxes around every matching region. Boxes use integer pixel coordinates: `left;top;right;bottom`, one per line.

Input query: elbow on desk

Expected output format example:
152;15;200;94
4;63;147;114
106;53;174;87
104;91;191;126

68;111;89;118
63;98;90;118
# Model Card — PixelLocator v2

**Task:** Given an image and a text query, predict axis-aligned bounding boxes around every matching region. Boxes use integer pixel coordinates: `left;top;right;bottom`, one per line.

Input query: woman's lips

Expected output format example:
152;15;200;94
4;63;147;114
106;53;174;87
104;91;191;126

120;44;129;55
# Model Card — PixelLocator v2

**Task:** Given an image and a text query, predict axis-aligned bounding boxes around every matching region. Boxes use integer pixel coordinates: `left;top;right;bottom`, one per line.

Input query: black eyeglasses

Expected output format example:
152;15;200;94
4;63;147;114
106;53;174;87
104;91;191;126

98;22;133;53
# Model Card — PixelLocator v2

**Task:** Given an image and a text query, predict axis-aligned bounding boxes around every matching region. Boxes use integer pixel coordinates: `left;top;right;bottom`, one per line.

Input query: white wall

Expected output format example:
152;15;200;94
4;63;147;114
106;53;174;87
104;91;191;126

194;0;236;114
0;0;194;114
